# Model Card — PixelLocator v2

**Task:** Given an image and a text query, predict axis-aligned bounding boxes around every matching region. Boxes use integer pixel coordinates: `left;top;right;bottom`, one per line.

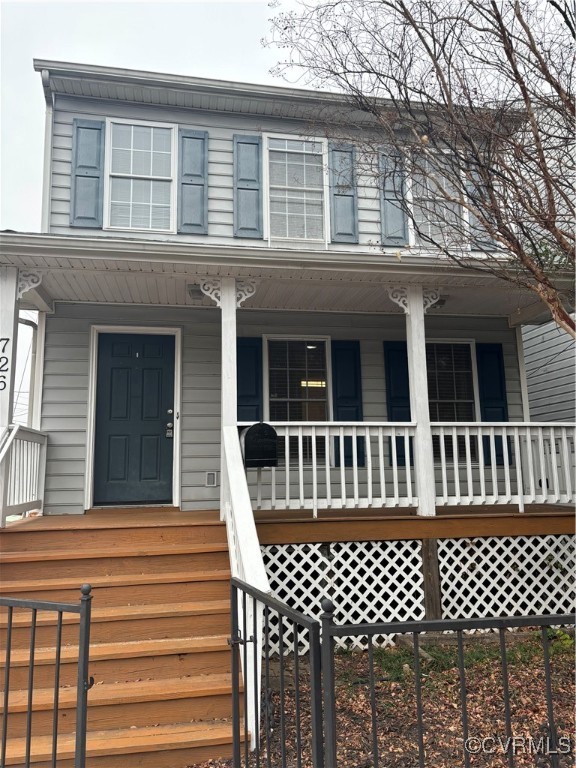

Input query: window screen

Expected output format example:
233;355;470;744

109;124;172;231
268;139;324;240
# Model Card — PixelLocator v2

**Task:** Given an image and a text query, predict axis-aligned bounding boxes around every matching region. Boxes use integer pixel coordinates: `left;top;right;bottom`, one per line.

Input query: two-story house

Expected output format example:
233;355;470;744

0;61;573;767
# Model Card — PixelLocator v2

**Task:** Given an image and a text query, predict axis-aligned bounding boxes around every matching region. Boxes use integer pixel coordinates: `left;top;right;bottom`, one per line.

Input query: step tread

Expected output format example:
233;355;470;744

0;542;229;562
3;720;239;763
3;673;233;712
6;634;230;666
0;569;231;594
0;599;230;627
3;509;221;531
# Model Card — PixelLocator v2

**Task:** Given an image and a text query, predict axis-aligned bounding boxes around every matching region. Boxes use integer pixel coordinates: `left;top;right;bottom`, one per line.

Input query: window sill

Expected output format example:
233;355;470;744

104;226;176;235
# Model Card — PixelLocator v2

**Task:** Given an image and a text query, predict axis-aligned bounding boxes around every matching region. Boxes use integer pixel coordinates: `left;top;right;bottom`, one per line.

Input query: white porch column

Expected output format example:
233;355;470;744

200;277;257;512
388;285;439;516
0;267;20;432
219;277;239;430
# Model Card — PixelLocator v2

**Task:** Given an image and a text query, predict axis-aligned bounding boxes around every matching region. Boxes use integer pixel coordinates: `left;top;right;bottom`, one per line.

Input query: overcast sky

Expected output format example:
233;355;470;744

0;0;297;233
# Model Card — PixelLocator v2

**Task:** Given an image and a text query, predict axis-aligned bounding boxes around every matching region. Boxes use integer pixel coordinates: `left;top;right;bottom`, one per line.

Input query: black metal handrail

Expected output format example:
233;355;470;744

0;585;92;768
230;577;323;768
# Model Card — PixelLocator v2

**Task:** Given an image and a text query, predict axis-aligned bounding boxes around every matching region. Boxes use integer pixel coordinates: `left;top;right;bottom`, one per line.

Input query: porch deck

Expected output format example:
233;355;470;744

253;503;574;543
5;503;571;547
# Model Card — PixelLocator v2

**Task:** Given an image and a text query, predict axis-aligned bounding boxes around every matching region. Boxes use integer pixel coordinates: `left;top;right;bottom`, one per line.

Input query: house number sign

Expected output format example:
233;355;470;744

0;338;10;391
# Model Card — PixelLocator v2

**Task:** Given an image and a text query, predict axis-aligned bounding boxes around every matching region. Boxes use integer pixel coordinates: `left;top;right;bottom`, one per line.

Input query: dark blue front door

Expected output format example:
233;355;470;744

93;333;175;505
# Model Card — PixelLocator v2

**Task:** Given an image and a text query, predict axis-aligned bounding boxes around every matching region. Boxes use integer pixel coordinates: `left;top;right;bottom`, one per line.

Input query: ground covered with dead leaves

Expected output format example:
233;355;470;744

190;630;574;768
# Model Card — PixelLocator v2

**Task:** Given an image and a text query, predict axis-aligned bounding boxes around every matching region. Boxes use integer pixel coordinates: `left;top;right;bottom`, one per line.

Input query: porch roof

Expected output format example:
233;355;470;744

0;230;560;324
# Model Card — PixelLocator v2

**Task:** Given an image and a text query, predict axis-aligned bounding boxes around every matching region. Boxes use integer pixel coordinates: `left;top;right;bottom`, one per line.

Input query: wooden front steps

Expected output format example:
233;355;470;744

3;721;244;768
0;508;238;767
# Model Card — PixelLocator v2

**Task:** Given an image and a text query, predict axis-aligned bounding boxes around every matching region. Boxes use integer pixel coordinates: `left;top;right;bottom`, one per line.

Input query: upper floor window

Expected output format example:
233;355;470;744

105;120;177;232
411;158;462;248
266;137;327;242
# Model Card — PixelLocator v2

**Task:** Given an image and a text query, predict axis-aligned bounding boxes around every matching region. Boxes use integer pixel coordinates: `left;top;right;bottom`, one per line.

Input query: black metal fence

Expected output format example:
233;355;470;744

0;584;93;768
231;579;324;768
231;577;574;768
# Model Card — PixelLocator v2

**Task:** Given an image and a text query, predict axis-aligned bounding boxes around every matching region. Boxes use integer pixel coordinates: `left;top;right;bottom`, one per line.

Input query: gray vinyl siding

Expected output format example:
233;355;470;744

41;304;521;515
49;95;383;249
522;321;575;421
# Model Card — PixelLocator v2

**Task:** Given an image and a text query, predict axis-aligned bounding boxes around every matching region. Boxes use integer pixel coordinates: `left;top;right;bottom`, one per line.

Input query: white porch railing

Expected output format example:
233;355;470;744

239;421;575;515
431;422;576;511
0;425;48;528
239;421;419;515
221;425;271;749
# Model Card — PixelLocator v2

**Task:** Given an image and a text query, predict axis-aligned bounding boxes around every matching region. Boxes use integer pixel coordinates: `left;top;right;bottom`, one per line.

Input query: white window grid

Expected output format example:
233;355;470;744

263;134;331;247
103;118;178;234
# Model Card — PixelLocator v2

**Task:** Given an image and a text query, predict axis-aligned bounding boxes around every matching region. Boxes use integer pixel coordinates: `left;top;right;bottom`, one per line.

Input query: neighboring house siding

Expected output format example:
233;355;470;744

49;96;381;248
522;320;575;421
41;305;521;514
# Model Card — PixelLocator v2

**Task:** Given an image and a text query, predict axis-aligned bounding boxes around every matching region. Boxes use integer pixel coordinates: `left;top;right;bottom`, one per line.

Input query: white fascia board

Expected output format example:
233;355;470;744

0;232;501;280
32;59;358;110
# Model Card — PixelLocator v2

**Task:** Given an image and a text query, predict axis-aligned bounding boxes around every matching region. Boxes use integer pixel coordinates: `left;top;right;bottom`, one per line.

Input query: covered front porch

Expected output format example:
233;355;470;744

0;232;574;526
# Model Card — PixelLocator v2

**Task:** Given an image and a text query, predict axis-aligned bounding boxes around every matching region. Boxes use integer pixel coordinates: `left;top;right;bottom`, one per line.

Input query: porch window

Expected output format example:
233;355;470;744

426;343;477;460
268;339;329;462
267;138;326;241
107;122;175;232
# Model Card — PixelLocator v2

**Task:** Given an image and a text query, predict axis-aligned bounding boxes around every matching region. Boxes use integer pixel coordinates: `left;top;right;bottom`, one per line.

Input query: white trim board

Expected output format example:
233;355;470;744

85;325;182;510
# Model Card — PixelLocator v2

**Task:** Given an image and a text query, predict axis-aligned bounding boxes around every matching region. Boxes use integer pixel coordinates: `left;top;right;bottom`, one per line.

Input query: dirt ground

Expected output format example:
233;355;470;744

190;629;575;768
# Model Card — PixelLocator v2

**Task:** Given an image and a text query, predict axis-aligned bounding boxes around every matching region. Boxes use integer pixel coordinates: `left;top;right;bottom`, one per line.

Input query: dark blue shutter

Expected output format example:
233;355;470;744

233;135;262;238
237;338;263;421
178;129;208;234
380;154;408;246
70;119;104;228
329;144;358;243
476;343;509;465
384;341;413;466
332;341;364;467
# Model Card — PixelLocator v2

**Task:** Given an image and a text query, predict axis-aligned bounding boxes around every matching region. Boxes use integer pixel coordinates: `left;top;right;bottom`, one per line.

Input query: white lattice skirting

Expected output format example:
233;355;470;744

438;534;575;619
262;540;425;653
262;534;575;655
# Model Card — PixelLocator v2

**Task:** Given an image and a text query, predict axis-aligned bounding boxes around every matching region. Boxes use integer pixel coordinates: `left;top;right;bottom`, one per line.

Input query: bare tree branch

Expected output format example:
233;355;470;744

266;0;575;336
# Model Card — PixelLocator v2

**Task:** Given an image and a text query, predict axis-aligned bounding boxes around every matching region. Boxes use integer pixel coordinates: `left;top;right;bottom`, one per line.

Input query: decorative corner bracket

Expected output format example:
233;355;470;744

199;278;222;307
387;286;441;314
236;280;257;308
423;289;441;313
200;278;257;308
387;286;409;313
17;271;43;299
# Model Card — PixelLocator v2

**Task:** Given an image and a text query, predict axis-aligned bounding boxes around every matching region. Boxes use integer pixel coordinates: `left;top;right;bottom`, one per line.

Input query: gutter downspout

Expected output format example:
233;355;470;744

40;70;53;233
